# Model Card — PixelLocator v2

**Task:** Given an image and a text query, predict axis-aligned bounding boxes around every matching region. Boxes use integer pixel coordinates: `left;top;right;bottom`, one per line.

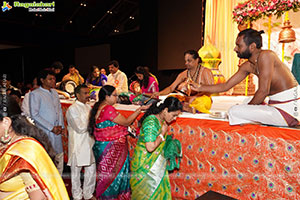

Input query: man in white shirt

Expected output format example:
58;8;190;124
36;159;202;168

106;60;128;94
66;84;96;200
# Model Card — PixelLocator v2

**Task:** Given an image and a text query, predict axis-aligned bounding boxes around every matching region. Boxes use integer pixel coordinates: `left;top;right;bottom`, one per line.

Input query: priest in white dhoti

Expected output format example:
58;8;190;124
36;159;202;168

66;84;96;200
229;85;300;126
190;29;300;127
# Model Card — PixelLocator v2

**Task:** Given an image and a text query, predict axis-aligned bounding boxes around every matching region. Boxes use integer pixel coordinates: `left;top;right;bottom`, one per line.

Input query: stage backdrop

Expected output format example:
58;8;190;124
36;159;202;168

204;0;241;80
75;44;110;76
157;0;205;70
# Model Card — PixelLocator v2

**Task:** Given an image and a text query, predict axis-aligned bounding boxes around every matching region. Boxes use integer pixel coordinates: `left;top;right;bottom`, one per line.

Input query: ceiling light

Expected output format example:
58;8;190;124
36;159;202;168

107;10;112;14
70;20;72;24
92;25;95;29
114;29;119;33
129;16;134;20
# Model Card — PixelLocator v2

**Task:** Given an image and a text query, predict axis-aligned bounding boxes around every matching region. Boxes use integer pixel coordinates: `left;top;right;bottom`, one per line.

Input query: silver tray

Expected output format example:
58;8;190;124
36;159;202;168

209;111;227;119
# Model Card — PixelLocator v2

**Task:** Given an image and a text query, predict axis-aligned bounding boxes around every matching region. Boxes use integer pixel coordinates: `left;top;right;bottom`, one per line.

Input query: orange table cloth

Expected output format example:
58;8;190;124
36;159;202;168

61;103;300;199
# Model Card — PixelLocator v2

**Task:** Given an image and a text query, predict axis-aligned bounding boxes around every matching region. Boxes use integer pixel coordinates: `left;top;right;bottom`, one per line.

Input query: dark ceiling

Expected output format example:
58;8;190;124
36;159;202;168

0;0;140;47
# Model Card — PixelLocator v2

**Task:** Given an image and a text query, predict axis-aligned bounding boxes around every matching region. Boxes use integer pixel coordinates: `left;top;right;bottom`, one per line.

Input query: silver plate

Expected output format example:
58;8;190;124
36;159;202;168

209;111;227;119
64;80;77;94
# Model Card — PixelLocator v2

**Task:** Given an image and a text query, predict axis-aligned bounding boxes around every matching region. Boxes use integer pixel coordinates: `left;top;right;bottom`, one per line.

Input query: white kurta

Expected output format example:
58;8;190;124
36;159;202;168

106;69;128;94
66;100;95;166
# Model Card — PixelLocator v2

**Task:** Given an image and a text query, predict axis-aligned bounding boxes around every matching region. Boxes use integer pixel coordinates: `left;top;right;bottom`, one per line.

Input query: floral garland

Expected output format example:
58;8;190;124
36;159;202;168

233;0;300;24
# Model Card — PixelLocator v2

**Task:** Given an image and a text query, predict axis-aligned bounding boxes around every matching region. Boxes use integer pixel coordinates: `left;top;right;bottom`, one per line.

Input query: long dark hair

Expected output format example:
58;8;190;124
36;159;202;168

86;66;100;85
0;95;56;160
135;66;150;88
139;96;183;127
88;85;116;136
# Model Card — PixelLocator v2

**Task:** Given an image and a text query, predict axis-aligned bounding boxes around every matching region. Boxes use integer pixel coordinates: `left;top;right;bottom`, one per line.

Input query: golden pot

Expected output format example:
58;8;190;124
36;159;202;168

201;58;222;70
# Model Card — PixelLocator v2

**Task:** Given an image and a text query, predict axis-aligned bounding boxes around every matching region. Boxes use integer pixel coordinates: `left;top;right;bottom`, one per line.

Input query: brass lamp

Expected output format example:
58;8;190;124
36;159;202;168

279;20;296;43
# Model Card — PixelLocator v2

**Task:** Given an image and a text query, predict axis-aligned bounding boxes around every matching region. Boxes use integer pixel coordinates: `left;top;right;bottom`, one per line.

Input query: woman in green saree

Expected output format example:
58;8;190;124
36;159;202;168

130;97;182;199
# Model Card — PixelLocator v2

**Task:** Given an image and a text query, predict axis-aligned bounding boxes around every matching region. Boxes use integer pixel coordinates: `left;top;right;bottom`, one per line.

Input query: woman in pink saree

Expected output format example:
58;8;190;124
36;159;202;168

88;85;149;199
130;66;159;105
134;66;159;96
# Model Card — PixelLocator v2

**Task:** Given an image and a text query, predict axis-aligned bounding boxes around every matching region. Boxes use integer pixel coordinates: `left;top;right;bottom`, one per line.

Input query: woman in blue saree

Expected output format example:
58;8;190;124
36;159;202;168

86;66;107;88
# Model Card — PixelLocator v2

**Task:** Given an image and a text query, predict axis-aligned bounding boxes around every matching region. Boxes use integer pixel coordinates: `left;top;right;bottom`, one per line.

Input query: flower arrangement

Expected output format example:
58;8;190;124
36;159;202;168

233;0;300;24
232;0;266;24
274;0;300;17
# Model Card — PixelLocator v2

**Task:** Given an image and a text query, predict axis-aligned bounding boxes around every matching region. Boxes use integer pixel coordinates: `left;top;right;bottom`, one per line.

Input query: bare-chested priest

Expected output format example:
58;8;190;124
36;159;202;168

191;28;299;127
152;50;214;113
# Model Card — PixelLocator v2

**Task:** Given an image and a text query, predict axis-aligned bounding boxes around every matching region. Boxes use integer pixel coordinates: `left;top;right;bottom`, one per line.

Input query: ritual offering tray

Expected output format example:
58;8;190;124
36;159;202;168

209;111;227;119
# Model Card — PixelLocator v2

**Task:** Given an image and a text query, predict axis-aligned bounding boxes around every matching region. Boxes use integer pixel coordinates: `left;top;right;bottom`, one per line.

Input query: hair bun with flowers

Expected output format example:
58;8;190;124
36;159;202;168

26;116;35;125
156;100;164;107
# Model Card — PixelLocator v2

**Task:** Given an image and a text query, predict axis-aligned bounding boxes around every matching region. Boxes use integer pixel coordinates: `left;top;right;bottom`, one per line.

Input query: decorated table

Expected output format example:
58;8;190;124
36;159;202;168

60;96;300;199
